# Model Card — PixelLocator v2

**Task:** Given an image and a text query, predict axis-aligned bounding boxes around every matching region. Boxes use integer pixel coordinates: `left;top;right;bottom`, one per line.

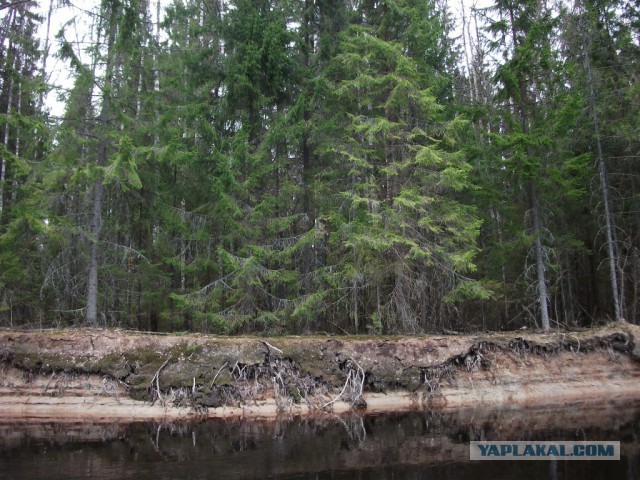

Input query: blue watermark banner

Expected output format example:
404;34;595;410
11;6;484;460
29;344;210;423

470;441;620;461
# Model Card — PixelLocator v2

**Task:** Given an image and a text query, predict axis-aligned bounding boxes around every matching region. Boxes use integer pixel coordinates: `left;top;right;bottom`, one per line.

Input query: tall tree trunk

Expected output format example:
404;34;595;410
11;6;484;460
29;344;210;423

86;6;118;324
37;0;54;112
530;181;551;330
460;0;475;103
11;60;22;207
0;9;19;223
560;208;576;325
86;178;103;324
582;8;623;322
353;277;359;333
505;0;551;331
0;68;13;221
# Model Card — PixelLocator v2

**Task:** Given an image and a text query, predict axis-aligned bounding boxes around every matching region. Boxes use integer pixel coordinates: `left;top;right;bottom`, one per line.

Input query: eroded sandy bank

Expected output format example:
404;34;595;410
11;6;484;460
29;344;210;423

1;324;639;421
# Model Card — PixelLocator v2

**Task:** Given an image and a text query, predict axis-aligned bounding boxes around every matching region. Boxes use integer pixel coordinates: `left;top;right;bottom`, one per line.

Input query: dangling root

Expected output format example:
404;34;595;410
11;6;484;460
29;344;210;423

148;356;172;406
322;358;366;409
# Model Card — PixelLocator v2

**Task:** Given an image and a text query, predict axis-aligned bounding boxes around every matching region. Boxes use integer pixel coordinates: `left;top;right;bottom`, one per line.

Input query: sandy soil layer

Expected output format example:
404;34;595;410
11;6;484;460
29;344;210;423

0;324;639;421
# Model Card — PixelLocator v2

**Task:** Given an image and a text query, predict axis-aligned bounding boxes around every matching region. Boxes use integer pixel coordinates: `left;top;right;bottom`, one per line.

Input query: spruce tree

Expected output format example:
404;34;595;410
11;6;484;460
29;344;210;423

0;1;50;325
485;0;559;331
316;0;483;333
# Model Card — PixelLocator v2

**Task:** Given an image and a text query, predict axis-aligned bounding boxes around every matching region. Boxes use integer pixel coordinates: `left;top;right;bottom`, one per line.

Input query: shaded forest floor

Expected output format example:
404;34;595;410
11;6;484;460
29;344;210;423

0;324;639;421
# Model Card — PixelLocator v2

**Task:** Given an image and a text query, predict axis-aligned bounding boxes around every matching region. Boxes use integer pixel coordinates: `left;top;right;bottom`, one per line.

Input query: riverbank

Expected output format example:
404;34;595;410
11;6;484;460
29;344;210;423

1;324;639;421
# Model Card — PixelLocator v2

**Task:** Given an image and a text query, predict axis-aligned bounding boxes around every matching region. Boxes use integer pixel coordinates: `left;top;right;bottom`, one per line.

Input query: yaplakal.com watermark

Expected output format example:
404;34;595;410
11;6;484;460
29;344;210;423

470;441;620;461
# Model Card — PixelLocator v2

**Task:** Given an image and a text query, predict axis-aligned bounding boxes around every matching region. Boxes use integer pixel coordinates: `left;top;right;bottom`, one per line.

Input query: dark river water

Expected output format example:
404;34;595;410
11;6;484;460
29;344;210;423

1;402;639;479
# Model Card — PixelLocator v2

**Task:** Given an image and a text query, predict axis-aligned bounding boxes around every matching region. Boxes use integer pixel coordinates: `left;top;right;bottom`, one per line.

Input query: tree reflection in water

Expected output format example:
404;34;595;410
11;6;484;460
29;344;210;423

0;402;639;479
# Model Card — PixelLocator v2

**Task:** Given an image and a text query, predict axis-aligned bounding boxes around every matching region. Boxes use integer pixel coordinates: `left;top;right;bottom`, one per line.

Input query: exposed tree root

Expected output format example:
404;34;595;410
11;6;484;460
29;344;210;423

148;356;172;406
1;326;639;416
322;358;366;410
93;330;640;412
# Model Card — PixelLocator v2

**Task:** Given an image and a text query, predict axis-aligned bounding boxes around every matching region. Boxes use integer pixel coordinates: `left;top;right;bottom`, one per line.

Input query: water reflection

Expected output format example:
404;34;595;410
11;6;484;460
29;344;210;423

1;402;639;480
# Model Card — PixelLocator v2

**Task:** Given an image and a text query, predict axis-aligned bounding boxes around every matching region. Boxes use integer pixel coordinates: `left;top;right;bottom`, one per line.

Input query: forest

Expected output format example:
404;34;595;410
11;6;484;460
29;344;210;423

0;0;638;334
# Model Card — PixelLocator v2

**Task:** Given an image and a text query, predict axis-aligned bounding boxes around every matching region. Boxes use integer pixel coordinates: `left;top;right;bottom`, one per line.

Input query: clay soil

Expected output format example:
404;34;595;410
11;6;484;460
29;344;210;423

1;323;639;422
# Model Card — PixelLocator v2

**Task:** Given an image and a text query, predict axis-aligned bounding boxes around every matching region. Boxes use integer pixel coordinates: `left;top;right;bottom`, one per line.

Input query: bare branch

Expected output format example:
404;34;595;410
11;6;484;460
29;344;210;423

0;1;32;11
